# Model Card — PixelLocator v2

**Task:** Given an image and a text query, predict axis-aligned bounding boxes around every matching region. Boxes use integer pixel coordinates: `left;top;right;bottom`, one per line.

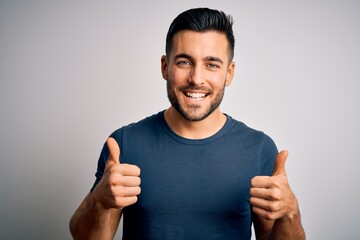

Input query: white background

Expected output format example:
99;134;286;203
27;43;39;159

1;1;359;239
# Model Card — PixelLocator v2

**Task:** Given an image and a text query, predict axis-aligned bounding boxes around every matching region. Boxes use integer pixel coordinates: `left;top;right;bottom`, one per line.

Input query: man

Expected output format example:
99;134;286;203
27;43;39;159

70;8;305;239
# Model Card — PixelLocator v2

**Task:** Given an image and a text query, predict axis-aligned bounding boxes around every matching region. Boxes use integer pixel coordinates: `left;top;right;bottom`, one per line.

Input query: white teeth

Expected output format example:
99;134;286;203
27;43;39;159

185;92;206;99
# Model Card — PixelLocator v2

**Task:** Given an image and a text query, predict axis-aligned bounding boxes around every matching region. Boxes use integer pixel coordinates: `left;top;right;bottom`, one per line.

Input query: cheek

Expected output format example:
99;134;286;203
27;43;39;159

169;68;190;84
209;73;227;88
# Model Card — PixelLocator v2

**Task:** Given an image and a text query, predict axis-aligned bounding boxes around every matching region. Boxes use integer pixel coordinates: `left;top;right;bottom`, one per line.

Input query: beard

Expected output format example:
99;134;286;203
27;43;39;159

166;80;226;122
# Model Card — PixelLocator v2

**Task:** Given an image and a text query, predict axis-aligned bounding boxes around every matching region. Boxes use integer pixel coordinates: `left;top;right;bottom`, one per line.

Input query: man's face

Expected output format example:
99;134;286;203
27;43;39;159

161;30;235;121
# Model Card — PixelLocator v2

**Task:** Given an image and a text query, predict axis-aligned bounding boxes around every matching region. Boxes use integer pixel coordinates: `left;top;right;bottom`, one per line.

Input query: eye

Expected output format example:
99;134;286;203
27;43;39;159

177;60;191;66
207;63;220;69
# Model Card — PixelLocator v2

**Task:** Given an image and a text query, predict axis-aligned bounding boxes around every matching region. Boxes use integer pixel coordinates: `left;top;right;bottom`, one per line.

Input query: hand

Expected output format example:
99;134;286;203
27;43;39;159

250;150;298;220
92;137;141;209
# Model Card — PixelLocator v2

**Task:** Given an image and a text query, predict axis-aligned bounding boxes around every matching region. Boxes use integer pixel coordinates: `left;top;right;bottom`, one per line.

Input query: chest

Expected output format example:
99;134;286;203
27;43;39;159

123;142;260;217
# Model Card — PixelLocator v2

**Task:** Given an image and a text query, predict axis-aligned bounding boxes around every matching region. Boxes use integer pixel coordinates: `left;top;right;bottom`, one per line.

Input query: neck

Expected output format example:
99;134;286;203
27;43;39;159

164;107;227;139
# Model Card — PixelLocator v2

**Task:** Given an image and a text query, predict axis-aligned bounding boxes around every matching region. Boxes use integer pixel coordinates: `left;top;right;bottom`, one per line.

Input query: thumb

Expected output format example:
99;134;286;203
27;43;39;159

106;137;120;164
272;150;288;176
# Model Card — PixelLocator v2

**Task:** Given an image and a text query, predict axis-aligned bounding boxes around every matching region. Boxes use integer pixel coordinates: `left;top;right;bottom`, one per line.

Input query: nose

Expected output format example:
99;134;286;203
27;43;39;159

188;64;205;85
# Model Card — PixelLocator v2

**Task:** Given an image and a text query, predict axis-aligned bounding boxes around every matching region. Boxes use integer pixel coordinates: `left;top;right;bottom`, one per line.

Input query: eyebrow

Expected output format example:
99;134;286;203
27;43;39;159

174;53;194;61
174;53;224;64
206;56;224;64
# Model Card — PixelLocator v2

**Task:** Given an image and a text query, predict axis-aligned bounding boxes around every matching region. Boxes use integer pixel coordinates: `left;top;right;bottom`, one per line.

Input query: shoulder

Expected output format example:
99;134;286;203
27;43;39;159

224;115;278;175
226;115;259;133
226;115;274;144
109;112;161;139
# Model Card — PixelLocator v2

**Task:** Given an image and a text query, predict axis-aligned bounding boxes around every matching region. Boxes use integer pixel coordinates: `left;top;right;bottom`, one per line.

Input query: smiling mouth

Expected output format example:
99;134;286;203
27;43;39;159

184;91;209;100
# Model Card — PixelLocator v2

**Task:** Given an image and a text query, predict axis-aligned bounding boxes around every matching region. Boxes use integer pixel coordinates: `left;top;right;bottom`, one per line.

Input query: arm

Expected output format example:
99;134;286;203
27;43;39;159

252;194;305;240
69;193;122;240
69;137;141;239
251;151;306;240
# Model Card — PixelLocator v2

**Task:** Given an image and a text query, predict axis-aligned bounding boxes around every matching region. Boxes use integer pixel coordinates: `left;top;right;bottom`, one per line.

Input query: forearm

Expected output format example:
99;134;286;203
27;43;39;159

69;194;121;240
268;208;305;240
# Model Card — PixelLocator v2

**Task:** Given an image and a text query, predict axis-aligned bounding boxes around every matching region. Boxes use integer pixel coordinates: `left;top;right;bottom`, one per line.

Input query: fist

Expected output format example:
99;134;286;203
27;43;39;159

250;150;298;220
92;137;141;209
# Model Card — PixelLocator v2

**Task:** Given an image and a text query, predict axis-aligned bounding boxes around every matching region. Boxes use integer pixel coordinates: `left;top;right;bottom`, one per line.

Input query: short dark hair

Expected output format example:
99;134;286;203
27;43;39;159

165;8;235;60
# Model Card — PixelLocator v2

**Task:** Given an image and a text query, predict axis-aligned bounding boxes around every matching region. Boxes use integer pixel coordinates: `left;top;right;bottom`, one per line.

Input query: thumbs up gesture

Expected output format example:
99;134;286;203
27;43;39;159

250;150;298;220
92;137;141;210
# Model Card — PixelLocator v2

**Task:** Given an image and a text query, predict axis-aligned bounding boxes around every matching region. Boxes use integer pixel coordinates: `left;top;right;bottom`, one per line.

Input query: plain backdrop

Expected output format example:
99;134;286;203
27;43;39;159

1;0;359;239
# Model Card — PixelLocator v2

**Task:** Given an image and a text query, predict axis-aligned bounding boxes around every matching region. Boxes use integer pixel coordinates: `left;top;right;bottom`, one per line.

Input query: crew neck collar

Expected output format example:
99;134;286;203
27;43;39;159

158;110;232;145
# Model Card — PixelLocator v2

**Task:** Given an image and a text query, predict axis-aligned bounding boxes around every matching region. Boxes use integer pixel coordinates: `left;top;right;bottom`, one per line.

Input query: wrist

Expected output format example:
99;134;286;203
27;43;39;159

283;208;301;224
283;192;300;220
89;193;112;214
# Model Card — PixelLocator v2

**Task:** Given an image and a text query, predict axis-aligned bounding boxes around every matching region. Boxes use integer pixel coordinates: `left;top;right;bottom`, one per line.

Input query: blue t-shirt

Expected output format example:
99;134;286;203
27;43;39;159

92;111;278;239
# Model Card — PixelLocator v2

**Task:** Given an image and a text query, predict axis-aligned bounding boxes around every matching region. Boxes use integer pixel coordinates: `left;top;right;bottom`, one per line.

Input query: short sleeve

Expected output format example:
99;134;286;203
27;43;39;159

90;142;109;192
90;128;123;192
260;134;278;176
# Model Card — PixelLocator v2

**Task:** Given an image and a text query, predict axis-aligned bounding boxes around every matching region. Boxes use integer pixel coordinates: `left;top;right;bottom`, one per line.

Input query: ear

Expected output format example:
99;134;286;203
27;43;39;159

225;61;235;86
161;55;168;80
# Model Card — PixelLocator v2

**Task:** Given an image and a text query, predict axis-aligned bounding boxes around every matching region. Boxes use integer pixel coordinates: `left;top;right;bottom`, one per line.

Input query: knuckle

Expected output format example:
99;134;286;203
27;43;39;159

269;188;281;200
118;164;127;174
269;180;277;188
264;211;277;220
109;164;120;174
108;184;117;196
108;174;122;186
108;176;117;186
249;188;255;196
118;163;128;172
269;201;280;211
273;189;282;200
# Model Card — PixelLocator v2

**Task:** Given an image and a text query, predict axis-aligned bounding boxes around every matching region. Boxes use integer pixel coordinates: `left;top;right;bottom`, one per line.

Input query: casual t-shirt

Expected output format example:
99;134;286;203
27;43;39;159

91;111;278;239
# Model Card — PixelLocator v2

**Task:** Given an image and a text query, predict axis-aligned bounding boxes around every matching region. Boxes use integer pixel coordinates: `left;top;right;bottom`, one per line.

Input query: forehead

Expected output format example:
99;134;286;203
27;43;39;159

170;30;230;60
